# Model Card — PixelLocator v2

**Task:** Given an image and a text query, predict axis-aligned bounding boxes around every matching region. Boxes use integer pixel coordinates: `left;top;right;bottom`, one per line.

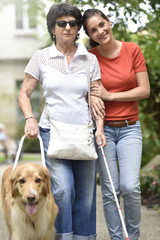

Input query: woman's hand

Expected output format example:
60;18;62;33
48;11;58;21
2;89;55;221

90;96;105;120
95;128;107;148
25;118;39;139
91;84;112;101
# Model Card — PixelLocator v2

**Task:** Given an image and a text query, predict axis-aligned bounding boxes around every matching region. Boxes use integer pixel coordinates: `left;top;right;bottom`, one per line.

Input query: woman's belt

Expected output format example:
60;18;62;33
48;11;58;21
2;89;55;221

104;120;136;128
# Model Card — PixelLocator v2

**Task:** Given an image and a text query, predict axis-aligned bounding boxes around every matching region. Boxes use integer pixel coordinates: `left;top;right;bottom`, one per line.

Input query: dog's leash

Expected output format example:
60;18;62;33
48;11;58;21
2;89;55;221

12;135;46;173
100;146;130;240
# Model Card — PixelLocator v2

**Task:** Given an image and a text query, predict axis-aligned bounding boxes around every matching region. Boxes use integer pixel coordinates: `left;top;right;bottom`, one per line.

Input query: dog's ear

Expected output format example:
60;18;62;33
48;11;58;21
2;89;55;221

10;171;19;198
42;168;51;196
10;177;19;197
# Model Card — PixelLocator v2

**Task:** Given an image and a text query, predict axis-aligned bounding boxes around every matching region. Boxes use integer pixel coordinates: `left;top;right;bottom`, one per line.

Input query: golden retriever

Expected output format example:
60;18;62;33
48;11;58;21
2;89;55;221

0;163;58;240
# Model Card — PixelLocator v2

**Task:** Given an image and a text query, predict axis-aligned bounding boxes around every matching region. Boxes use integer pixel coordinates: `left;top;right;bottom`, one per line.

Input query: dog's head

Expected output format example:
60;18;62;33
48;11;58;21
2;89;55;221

11;163;51;215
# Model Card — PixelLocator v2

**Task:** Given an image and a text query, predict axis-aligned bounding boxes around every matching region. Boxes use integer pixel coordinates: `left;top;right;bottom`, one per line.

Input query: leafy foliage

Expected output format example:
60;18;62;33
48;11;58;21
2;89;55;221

140;165;160;208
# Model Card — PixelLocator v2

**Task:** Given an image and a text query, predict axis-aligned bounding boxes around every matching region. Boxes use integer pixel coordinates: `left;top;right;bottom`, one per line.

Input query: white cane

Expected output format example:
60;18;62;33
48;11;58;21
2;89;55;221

100;146;130;240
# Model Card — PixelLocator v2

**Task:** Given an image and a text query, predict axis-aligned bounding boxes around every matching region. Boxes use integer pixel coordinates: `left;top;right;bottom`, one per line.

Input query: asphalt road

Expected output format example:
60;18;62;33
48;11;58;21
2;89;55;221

0;162;160;240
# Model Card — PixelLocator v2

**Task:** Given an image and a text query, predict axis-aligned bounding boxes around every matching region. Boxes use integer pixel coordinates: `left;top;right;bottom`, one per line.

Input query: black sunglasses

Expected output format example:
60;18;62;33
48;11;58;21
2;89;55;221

56;20;78;28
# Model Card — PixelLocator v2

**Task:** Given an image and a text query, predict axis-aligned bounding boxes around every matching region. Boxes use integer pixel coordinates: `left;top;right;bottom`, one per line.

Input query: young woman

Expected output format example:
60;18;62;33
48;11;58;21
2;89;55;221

82;9;150;240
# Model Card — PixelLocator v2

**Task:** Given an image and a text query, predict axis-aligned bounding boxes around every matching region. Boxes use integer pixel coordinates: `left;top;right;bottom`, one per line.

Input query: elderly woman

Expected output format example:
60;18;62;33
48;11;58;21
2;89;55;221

19;3;106;240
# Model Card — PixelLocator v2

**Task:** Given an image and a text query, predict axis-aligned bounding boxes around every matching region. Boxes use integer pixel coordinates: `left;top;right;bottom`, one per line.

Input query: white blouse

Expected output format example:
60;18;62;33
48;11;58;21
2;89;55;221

24;42;101;128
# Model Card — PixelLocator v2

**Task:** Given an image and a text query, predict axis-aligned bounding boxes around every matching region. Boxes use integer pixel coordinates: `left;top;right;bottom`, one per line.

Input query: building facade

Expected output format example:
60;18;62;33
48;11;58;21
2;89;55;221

0;2;43;137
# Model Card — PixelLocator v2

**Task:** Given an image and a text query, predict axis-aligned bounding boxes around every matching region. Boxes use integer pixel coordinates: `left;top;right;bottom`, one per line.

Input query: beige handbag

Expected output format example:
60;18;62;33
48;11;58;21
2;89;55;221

46;55;98;160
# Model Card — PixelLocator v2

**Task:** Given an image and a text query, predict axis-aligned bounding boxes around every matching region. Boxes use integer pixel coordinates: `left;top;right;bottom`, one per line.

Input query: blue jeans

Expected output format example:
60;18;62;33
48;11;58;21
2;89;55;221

97;121;142;240
40;127;97;240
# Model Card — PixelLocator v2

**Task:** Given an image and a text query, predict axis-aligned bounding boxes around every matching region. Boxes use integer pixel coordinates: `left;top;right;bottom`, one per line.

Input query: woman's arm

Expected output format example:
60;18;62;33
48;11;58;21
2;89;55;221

95;117;106;148
90;80;105;120
19;73;39;138
91;71;150;101
90;80;106;147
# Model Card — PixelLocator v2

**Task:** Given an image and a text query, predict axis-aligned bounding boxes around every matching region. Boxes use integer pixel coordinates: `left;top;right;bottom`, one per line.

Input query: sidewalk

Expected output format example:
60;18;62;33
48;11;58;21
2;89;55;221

0;161;160;240
96;185;160;240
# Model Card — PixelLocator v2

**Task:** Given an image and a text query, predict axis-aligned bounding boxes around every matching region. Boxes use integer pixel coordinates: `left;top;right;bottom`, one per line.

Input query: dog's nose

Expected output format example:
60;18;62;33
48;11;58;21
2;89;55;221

27;193;36;202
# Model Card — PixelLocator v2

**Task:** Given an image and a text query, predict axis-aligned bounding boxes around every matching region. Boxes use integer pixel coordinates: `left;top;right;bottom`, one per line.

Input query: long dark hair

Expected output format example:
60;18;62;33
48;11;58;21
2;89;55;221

47;3;82;42
82;9;109;48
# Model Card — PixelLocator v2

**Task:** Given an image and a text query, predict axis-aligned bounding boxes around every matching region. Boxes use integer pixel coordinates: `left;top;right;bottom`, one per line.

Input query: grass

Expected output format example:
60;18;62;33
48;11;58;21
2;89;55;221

0;153;41;163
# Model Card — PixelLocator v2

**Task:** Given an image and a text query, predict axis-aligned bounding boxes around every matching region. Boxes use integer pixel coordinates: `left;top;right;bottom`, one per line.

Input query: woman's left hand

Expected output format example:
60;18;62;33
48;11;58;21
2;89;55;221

91;84;111;100
95;129;107;148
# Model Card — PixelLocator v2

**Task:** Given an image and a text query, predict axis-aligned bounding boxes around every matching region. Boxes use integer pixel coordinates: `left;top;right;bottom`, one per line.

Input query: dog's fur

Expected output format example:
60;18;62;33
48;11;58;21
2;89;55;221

0;163;58;240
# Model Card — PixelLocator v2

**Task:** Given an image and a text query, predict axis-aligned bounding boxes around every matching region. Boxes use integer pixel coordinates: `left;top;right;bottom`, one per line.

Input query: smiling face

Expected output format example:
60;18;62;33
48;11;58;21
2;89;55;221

53;15;78;46
86;14;112;46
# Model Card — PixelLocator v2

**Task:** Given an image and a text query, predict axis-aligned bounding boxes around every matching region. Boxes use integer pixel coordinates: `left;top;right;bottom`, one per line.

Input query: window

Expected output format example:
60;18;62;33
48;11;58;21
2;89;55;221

15;0;36;34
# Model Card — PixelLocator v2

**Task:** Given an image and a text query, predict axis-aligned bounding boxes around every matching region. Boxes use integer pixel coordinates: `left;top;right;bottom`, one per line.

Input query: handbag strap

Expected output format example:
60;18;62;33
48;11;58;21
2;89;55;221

85;55;91;110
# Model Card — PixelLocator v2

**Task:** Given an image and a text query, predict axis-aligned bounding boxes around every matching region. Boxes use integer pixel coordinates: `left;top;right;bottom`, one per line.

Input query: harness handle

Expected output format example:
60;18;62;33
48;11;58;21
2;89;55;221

12;135;46;173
